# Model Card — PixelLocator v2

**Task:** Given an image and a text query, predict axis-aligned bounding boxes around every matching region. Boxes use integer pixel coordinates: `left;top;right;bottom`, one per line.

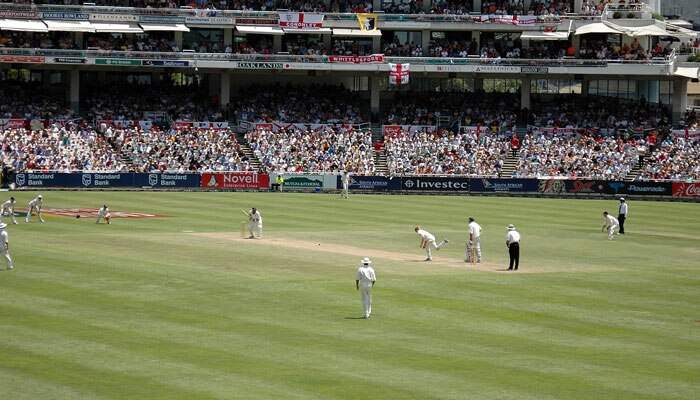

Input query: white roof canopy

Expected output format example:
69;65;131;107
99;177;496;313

332;28;382;37
44;20;95;32
675;67;699;79
235;25;285;35
0;19;48;32
520;31;570;41
139;23;190;32
574;22;625;35
91;22;143;33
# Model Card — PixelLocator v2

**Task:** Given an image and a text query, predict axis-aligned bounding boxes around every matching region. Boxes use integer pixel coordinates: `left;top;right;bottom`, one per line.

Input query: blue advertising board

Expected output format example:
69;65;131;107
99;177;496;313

133;173;200;188
14;173;201;188
338;175;401;190
400;177;470;191
469;178;540;193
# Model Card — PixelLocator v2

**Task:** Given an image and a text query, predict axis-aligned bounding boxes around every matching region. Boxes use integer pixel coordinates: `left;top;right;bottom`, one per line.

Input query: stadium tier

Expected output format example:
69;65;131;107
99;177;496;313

0;1;698;184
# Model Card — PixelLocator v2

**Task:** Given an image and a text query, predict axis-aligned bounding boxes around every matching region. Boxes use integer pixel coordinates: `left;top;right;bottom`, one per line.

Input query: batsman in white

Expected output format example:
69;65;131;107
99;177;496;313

0;223;13;270
466;217;483;263
247;207;263;239
356;257;376;319
25;195;44;223
602;211;619;241
340;171;350;199
1;197;18;225
415;226;449;261
96;204;111;224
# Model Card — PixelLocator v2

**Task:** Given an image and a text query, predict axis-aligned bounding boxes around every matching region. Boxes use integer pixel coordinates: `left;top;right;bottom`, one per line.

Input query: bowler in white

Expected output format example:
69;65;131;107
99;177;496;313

356;257;376;319
415;226;449;261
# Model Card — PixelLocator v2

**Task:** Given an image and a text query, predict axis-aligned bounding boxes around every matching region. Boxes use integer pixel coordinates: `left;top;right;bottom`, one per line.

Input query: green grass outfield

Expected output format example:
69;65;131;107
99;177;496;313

1;191;698;400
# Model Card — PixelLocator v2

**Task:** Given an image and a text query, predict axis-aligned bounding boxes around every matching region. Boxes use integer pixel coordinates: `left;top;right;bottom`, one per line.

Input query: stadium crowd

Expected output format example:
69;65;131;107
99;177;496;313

637;136;700;181
245;127;376;173
512;133;639;179
383;129;509;176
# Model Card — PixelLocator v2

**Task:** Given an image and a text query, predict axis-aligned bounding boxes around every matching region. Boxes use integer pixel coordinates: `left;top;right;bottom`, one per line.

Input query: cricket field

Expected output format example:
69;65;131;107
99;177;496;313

0;191;698;399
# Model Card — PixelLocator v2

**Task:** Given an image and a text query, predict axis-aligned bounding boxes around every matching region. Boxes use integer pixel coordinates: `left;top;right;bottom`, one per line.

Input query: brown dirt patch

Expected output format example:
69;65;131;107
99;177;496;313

191;232;557;273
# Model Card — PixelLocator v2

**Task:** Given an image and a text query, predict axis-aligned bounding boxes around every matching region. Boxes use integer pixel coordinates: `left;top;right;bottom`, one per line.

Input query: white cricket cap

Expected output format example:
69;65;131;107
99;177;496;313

361;257;372;264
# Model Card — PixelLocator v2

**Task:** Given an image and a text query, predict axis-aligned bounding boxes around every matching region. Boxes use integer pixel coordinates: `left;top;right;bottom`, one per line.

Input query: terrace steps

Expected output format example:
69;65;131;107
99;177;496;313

624;155;646;182
500;154;518;178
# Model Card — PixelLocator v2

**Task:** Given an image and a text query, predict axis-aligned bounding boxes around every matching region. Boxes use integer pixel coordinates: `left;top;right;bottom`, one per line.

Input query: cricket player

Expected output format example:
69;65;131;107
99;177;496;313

247;207;262;239
1;197;18;225
602;211;619;240
356;257;376;319
96;204;111;224
466;217;482;263
25;195;44;223
340;171;350;199
0;223;12;270
415;226;449;261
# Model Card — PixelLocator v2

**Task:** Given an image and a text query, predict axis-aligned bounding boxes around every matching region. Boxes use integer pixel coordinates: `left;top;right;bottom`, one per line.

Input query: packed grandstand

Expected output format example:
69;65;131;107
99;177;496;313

0;0;699;186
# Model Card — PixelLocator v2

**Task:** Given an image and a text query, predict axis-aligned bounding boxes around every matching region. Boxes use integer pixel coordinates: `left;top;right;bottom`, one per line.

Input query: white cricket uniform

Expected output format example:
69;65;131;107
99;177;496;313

416;229;447;260
1;199;17;224
26;197;44;222
341;173;350;198
96;206;111;224
248;210;263;239
604;214;619;240
467;221;483;262
356;265;376;318
0;229;12;270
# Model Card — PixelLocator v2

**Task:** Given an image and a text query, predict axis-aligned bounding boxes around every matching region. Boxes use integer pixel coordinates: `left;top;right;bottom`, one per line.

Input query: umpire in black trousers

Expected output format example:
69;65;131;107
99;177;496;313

506;224;521;271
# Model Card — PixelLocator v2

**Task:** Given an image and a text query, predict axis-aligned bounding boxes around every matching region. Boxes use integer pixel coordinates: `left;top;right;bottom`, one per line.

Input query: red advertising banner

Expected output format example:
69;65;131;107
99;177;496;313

328;54;383;64
0;118;26;130
672;182;700;197
0;56;45;63
201;173;270;189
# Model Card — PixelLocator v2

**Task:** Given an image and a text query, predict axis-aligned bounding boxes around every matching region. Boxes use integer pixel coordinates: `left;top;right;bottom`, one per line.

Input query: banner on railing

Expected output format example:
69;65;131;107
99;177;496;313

382;125;437;137
278;13;324;29
328;55;383;64
473;14;537;25
671;129;700;141
0;119;25;130
389;63;410;85
251;122;356;133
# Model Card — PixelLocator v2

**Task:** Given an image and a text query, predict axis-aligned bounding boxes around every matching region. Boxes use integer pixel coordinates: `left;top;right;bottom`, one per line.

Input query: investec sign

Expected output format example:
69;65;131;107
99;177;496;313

401;177;469;191
201;173;270;189
236;62;285;69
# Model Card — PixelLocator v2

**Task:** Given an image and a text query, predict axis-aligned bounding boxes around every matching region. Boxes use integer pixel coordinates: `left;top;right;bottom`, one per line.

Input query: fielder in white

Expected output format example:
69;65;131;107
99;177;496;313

247;207;262;239
25;195;44;223
415;226;449;261
356;257;376;319
1;197;18;225
0;223;12;270
340;171;350;199
466;217;483;263
96;204;111;224
602;211;619;240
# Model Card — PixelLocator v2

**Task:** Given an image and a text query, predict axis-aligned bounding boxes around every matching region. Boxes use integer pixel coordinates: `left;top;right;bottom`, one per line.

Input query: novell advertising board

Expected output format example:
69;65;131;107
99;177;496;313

672;182;700;197
201;173;269;189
